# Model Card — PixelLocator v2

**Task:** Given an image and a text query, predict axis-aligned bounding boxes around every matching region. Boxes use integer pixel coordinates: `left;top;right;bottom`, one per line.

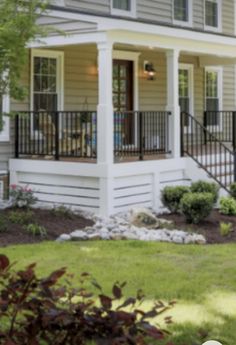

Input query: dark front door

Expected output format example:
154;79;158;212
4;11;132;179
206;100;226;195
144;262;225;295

113;59;133;145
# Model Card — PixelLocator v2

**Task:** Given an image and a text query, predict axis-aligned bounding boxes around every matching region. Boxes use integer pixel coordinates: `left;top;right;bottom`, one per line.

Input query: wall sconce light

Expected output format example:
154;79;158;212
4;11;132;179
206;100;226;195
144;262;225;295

144;60;156;80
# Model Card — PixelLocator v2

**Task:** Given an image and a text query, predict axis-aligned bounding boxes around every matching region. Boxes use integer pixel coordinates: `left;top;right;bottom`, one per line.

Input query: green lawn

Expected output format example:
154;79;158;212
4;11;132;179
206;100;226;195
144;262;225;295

2;241;236;344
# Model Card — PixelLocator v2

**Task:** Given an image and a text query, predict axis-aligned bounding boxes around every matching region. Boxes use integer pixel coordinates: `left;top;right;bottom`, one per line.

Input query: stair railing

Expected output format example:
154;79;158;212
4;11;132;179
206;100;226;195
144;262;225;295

181;111;236;192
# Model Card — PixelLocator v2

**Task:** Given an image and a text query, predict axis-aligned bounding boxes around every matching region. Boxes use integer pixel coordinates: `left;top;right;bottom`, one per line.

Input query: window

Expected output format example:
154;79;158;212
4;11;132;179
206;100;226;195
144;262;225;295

205;67;222;127
0;92;10;142
111;0;136;17
31;50;64;112
179;64;194;128
205;0;221;31
173;0;192;26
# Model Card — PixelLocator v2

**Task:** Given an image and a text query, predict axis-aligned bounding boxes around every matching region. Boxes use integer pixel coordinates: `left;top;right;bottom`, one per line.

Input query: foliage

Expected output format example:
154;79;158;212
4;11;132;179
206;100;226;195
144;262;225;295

24;223;47;237
229;182;236;200
0;254;174;345
0;216;8;232
9;184;37;208
190;180;219;203
219;197;236;216
161;186;190;213
180;192;214;224
51;205;74;219
219;222;233;237
8;209;33;225
0;0;47;111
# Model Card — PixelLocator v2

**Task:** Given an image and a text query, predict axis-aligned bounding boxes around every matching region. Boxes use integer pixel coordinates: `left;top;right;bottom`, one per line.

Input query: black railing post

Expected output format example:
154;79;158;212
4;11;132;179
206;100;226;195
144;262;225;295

203;111;207;145
54;111;59;161
15;114;19;158
139;112;144;161
180;111;184;157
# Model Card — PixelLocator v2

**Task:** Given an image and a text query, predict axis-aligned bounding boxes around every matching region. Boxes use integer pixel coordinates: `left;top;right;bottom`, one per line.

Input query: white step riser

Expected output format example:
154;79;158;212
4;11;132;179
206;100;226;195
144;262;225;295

196;153;233;165
205;164;234;175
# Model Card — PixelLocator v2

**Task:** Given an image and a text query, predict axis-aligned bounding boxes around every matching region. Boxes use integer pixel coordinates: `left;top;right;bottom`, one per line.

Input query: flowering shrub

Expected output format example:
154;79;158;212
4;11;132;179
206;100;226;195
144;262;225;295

9;184;37;208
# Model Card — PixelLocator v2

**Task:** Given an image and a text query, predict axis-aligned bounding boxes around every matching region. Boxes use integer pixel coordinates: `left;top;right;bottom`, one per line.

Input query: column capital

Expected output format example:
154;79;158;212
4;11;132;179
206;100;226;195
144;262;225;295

97;40;113;51
165;49;180;59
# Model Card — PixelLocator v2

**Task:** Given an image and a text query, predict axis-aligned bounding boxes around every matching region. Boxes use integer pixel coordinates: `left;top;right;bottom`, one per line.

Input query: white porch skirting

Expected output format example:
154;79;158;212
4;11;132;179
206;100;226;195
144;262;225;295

9;158;211;216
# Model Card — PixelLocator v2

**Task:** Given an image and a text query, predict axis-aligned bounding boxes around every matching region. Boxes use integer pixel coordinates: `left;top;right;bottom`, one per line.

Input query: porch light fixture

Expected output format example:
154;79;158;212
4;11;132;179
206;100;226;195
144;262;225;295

144;61;156;80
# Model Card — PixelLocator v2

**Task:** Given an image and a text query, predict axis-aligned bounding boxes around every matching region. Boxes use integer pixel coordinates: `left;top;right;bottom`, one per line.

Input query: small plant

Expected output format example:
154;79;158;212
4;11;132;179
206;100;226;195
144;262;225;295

190;180;219;203
219;222;233;236
9;184;37;208
24;223;47;237
180;192;214;224
51;205;74;218
0;216;8;233
161;186;190;213
219;196;236;216
229;182;236;199
8;210;33;225
0;254;174;345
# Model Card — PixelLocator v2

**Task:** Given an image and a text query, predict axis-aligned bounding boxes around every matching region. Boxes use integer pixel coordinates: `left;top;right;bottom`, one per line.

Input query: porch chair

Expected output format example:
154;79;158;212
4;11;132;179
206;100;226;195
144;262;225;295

38;113;81;156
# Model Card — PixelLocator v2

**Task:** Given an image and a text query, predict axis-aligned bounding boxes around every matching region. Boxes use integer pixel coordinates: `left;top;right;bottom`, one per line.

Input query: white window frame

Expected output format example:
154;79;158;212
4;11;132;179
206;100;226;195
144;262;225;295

111;0;136;18
178;63;194;133
31;49;64;137
204;0;222;32
173;0;193;27
0;92;10;142
205;66;223;131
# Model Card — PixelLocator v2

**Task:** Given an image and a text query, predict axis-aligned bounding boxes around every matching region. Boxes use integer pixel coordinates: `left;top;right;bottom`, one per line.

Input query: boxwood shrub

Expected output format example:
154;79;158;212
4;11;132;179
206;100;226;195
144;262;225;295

229;182;236;200
219;196;236;216
190;180;219;203
180;192;214;224
161;186;190;213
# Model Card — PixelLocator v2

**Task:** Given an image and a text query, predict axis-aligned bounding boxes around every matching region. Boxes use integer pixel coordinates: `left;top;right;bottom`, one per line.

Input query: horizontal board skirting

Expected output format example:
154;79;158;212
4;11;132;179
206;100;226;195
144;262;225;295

36;200;99;209
113;174;153;211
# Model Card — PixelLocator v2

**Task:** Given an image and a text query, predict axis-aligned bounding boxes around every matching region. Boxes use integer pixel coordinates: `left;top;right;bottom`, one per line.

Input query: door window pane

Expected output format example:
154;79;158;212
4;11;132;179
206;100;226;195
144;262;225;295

205;0;218;27
174;0;188;22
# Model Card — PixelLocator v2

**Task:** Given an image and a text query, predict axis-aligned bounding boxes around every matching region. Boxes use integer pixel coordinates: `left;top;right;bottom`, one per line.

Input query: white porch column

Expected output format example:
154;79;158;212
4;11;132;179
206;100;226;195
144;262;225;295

166;49;180;158
97;41;114;165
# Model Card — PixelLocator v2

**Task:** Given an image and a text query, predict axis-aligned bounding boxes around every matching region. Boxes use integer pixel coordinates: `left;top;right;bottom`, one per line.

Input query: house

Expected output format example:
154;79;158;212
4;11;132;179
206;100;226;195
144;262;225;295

2;0;236;215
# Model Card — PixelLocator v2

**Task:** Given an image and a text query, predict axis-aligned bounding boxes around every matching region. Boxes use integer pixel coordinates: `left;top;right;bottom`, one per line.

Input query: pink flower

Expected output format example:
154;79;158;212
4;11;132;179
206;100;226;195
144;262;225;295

10;184;17;190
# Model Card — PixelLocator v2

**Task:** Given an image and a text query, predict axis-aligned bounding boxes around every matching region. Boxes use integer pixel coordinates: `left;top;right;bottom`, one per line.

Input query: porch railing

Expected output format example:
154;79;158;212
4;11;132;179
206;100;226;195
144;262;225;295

114;111;171;160
15;111;97;160
181;111;235;191
203;111;236;149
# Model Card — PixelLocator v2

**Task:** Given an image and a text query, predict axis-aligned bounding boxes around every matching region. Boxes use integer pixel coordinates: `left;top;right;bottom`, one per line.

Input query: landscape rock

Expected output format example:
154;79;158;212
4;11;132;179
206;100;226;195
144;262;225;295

130;208;160;229
55;207;207;245
70;230;88;241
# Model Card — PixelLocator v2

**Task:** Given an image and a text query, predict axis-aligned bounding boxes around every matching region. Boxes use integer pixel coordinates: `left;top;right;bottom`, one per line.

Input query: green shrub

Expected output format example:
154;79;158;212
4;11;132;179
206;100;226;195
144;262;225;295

51;205;74;218
219;222;233;236
190;180;219;203
0;216;8;233
219;197;236;216
180;192;214;224
8;210;33;225
0;254;173;345
161;185;190;213
24;223;47;237
229;182;236;199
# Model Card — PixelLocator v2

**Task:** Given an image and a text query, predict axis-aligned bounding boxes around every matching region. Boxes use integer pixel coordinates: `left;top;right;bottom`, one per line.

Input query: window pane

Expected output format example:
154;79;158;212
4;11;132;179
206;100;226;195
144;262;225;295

174;0;188;22
113;0;130;11
205;0;218;27
206;71;218;98
179;69;189;97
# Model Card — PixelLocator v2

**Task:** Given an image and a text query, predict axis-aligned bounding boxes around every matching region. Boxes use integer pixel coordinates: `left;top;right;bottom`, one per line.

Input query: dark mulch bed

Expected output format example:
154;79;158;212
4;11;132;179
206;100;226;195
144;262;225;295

161;209;236;244
0;207;93;247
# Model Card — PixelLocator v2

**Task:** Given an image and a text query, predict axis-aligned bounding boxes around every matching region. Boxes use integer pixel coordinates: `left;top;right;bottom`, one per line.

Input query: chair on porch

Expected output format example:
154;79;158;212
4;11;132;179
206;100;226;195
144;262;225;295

38;113;81;156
